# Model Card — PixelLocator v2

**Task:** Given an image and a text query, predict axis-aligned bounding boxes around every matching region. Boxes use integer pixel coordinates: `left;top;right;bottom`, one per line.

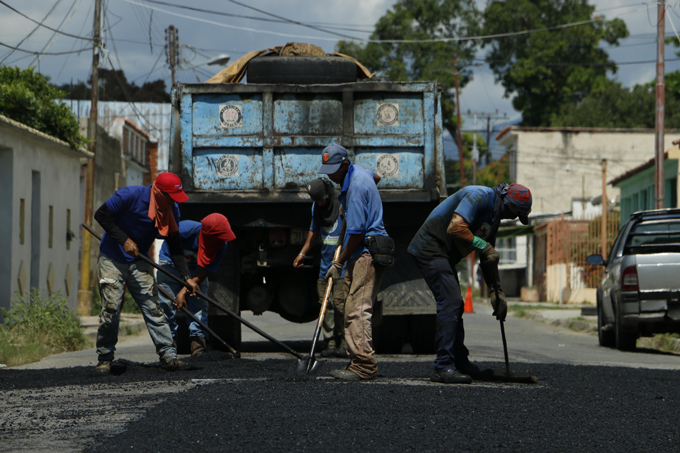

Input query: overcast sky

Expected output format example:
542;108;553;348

2;0;680;156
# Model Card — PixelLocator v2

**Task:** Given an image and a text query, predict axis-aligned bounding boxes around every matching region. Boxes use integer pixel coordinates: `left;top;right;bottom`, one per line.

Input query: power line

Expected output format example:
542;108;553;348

30;0;85;68
0;0;91;41
0;0;64;64
0;40;91;55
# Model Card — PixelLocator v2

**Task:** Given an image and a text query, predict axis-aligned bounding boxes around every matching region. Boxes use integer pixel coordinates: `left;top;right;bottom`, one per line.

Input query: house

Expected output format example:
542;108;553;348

0;114;92;318
610;144;680;227
495;127;680;215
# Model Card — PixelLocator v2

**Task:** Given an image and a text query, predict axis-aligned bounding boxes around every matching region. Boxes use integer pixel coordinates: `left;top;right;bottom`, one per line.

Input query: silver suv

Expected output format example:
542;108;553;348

587;209;680;351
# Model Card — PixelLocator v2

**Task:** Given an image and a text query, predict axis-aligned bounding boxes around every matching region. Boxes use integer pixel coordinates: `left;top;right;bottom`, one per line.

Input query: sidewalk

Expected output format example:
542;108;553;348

79;313;147;342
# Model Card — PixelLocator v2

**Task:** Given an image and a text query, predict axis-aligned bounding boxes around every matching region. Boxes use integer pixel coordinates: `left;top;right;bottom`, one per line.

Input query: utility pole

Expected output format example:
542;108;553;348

454;57;466;187
166;25;179;86
472;113;478;185
78;0;102;316
655;0;666;209
601;159;607;260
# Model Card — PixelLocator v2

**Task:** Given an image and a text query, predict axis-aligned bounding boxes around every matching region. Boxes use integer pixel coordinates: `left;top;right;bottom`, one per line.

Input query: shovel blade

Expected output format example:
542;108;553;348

294;356;326;378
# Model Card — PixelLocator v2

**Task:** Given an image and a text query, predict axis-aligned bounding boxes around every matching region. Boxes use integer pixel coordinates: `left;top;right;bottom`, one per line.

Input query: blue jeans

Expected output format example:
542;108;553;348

412;256;470;373
157;262;210;339
96;254;176;362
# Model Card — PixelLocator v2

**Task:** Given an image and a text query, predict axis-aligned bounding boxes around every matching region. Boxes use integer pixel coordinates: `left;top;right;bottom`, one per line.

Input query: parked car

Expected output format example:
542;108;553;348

587;209;680;351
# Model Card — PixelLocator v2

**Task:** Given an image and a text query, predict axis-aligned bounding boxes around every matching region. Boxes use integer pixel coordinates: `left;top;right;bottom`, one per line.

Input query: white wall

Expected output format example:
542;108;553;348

499;130;680;215
0;116;88;315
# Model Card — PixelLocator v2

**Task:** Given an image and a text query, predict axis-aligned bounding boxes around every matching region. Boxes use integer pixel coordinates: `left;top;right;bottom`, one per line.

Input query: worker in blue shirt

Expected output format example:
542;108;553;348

408;183;533;384
93;172;199;374
158;214;236;356
319;144;390;381
294;178;349;358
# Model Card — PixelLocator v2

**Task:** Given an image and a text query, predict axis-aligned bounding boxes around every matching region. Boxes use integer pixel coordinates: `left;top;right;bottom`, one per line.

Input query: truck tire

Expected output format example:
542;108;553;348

247;56;357;84
373;315;406;354
408;314;436;354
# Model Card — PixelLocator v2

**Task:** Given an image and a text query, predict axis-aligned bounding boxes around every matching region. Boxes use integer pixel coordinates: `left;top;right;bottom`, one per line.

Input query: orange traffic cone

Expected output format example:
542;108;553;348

464;286;474;313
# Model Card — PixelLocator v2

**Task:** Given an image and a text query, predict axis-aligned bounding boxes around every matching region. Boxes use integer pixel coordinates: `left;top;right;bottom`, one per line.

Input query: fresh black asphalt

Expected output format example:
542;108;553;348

2;352;679;452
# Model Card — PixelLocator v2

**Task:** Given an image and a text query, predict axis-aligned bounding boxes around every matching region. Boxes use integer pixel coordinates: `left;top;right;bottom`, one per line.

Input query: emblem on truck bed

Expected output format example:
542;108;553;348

215;155;238;177
377;154;399;177
377;103;399;126
219;104;243;128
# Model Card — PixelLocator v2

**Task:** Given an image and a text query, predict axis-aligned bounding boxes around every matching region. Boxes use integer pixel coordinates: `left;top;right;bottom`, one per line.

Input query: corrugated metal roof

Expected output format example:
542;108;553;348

64;101;172;172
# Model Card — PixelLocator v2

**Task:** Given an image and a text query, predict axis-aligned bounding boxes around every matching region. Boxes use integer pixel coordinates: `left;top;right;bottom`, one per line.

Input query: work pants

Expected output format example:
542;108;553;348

316;277;347;346
157;262;210;339
96;253;176;363
412;256;470;373
344;252;385;379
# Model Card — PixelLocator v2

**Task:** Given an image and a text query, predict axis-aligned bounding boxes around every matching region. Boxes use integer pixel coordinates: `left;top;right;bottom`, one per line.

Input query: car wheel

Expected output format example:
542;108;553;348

597;298;615;347
614;305;637;351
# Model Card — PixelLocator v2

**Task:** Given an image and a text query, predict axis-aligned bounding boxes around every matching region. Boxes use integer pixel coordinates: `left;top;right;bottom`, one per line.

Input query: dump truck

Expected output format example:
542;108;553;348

169;56;446;353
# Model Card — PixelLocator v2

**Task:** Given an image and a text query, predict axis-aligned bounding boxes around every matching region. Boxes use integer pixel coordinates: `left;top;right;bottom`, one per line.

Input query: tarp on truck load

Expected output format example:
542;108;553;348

205;42;373;84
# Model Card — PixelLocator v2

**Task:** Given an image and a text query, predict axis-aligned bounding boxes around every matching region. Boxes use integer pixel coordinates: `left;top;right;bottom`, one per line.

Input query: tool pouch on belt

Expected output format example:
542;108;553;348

365;235;395;266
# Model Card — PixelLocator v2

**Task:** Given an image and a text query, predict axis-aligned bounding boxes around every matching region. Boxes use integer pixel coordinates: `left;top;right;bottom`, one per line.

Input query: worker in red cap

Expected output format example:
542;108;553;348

408;183;532;384
158;213;236;356
93;172;199;374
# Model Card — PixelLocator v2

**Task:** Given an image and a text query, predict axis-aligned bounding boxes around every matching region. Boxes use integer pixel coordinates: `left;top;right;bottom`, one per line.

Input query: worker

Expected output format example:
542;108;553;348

93;172;199;374
318;144;392;380
158;213;236;356
294;178;349;358
408;183;532;383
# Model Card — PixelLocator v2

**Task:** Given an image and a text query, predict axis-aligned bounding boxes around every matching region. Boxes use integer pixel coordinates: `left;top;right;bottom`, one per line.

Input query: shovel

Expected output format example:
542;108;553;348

81;224;307;368
296;246;342;377
491;283;538;384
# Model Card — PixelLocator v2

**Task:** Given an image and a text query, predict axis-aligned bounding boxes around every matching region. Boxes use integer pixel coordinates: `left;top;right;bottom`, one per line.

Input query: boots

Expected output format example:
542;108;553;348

190;336;207;357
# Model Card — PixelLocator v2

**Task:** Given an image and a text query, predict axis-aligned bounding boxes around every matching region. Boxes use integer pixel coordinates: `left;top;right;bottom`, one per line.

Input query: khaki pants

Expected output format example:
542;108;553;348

343;252;385;379
316;278;347;345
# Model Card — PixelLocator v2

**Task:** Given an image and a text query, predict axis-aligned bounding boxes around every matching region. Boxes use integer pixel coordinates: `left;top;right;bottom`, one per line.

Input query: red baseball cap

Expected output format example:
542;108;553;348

155;172;189;203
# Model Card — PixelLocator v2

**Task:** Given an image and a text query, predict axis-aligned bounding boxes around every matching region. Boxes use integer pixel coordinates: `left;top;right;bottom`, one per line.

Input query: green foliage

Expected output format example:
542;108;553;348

335;0;480;138
59;68;171;103
550;72;680;129
482;0;628;126
445;131;509;189
0;289;89;366
0;66;87;148
91;286;141;316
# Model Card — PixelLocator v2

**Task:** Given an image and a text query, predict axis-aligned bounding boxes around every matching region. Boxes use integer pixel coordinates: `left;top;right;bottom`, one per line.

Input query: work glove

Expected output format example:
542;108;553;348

325;261;343;281
490;286;507;322
479;243;499;265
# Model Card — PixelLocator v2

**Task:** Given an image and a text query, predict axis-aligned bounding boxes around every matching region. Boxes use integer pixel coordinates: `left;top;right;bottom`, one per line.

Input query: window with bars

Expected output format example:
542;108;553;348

496;237;517;264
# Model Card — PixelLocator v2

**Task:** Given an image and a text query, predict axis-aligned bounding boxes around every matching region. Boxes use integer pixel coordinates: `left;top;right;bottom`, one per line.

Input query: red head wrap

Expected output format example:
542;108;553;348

197;213;236;268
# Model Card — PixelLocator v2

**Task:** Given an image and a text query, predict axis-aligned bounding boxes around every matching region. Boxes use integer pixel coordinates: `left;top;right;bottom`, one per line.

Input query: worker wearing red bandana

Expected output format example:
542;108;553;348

158;213;236;356
93;172;198;374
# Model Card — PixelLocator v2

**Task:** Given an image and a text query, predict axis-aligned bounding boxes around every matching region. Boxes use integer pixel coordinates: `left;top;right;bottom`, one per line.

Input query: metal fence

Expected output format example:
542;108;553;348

535;212;620;297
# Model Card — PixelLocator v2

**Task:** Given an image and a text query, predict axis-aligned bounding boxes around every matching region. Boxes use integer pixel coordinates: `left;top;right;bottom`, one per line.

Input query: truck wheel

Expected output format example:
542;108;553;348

615;306;637;351
174;311;191;354
209;315;242;351
408;314;436;354
373;315;406;354
247;56;357;84
597;298;615;347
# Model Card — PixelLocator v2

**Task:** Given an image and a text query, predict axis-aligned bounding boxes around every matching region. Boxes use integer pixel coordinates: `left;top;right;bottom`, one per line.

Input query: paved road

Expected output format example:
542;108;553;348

2;302;679;452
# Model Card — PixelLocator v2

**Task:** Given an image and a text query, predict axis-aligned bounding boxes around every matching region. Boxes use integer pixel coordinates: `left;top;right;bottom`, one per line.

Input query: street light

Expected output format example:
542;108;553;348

206;54;231;66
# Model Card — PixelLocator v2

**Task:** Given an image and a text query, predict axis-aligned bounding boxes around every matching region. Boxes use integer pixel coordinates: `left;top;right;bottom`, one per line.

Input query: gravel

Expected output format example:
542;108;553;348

2;354;679;452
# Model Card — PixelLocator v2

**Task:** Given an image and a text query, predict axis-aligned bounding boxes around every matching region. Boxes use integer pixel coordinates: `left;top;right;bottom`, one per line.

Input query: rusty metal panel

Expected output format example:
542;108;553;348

354;147;424;189
273;147;325;190
354;93;424;136
179;93;194;189
273;93;343;135
192;148;263;190
192;93;263;137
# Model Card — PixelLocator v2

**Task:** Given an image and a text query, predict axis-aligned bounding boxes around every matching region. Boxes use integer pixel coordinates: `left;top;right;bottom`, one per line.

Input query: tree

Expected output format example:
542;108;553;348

482;0;628;126
335;0;480;141
549;72;680;129
0;66;86;148
59;69;171;103
445;131;509;191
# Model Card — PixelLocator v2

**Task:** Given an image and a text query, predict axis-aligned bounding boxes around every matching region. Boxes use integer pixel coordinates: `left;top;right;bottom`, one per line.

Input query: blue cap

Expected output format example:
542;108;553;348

317;144;348;174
